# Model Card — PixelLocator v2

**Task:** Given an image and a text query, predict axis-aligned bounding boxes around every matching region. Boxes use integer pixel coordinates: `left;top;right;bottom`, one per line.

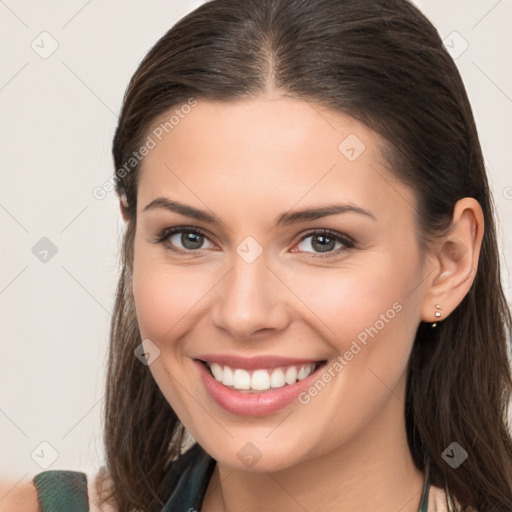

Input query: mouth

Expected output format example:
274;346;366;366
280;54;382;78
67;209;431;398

194;357;330;416
196;359;328;393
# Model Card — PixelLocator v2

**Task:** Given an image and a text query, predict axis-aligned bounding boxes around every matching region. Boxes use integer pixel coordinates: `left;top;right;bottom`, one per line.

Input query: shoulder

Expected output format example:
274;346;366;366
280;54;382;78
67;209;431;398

0;469;118;512
428;484;477;512
0;478;39;512
428;484;450;511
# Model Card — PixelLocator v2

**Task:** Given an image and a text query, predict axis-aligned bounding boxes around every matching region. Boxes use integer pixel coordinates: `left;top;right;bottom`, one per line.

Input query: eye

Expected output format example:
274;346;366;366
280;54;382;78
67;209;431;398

154;226;355;259
154;226;215;254
292;229;354;258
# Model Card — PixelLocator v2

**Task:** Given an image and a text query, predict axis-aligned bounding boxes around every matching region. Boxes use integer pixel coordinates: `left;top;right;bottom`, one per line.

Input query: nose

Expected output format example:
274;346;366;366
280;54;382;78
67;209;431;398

211;252;291;340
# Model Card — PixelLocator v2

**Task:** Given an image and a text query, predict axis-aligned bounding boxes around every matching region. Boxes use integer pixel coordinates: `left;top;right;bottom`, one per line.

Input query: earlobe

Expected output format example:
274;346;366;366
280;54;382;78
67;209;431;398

431;304;442;327
119;192;130;222
420;197;484;324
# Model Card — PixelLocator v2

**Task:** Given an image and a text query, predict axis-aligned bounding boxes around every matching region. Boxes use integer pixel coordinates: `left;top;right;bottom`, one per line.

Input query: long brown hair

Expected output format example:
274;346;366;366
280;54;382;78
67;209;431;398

101;0;512;510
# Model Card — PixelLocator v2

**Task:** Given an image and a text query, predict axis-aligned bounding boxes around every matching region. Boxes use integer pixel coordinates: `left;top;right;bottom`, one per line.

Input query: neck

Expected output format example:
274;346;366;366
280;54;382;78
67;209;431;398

202;375;426;512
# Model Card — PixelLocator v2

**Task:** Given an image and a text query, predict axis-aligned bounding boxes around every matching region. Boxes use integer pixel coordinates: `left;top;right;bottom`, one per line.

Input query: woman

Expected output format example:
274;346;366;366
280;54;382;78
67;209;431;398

14;0;512;510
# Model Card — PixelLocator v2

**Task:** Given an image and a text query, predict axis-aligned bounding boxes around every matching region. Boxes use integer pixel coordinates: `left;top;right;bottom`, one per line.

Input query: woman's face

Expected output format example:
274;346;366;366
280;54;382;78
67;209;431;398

132;97;429;471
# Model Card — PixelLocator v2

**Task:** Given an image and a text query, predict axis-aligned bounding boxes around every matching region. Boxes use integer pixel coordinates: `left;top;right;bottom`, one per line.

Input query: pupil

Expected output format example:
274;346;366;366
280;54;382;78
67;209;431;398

313;235;334;253
182;232;203;250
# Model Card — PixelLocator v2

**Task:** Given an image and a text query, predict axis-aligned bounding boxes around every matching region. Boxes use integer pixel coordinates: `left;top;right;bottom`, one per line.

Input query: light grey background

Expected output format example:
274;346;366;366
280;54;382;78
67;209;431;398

1;0;511;484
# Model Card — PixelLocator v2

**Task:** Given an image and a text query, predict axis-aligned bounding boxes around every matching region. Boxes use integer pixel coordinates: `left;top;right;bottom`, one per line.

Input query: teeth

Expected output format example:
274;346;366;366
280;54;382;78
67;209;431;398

233;369;251;390
210;362;223;382
285;366;298;385
207;362;317;391
270;368;285;388
297;366;310;380
251;369;270;390
223;365;234;386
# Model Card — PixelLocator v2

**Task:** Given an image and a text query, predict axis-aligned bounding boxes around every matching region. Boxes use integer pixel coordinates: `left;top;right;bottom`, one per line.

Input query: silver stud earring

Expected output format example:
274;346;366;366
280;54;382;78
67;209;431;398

432;304;442;327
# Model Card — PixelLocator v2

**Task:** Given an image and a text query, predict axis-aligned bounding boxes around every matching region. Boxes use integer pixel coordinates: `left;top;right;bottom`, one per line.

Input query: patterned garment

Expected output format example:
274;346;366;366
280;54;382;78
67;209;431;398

33;443;436;511
33;470;88;511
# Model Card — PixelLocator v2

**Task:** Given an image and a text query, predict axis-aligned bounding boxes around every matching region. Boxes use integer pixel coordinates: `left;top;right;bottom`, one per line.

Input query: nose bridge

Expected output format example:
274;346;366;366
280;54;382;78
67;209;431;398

211;246;289;338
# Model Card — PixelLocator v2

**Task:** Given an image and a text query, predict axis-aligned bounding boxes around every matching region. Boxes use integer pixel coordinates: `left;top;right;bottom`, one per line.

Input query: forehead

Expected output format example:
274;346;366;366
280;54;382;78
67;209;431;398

137;97;416;229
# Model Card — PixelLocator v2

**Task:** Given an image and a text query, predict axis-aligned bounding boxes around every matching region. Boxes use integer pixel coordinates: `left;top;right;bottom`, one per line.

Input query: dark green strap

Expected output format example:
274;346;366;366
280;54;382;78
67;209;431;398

162;443;217;511
33;471;88;512
417;460;431;512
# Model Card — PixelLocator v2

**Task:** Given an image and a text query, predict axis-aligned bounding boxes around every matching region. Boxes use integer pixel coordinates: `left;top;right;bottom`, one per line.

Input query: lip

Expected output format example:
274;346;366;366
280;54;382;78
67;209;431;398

194;358;327;417
195;354;323;370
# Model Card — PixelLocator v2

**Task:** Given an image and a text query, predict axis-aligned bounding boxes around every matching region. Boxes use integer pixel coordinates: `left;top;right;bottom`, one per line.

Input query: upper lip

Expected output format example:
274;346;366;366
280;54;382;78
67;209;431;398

195;354;326;370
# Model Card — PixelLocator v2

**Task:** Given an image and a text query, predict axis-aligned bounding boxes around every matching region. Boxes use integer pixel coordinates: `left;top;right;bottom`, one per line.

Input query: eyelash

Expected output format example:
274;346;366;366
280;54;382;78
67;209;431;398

154;226;355;259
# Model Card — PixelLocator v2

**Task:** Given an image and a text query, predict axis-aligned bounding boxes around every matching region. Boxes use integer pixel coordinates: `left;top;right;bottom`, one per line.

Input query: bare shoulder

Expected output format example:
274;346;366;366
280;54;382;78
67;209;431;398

428;484;476;512
0;478;39;512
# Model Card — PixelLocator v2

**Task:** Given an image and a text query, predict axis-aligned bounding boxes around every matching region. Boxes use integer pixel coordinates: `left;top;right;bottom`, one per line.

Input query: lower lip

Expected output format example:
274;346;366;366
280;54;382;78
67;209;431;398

195;359;326;417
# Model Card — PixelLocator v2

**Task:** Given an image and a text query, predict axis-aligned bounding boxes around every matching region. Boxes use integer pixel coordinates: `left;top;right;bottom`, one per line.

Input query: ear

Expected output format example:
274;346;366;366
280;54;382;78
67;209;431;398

420;197;484;324
119;192;130;222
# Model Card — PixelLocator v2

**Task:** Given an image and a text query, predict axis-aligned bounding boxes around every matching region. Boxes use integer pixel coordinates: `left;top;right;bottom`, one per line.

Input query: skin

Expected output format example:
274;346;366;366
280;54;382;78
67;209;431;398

127;95;483;512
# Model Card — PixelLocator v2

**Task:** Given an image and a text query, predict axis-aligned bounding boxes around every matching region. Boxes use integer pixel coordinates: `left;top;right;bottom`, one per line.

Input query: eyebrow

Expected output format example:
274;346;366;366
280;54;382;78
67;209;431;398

142;197;376;226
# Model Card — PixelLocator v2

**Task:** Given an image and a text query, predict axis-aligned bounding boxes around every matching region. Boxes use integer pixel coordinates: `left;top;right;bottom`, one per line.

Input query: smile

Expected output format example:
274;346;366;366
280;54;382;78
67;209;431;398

204;361;322;392
194;356;328;416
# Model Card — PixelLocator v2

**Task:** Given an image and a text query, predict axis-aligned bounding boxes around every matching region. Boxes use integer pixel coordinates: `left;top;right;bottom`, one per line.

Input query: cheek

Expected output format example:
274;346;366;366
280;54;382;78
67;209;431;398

283;254;422;412
131;244;215;423
281;255;419;353
132;242;214;345
289;265;419;451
